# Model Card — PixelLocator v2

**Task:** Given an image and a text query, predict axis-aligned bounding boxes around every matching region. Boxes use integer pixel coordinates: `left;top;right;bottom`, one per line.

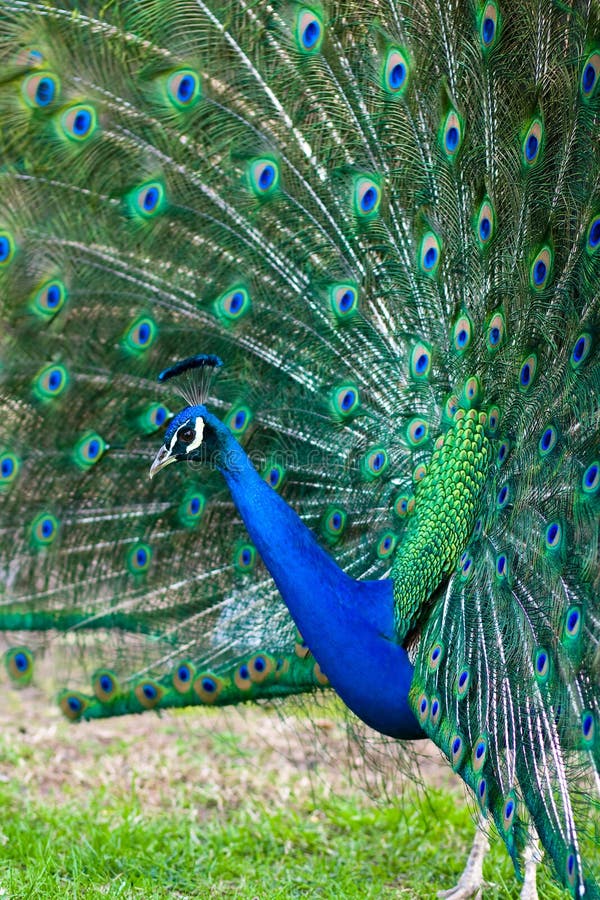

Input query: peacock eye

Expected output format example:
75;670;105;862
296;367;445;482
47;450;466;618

178;426;195;444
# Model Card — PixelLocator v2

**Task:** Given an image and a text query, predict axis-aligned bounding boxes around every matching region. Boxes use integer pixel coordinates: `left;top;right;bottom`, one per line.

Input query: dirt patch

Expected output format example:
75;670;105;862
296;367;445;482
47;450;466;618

0;683;461;813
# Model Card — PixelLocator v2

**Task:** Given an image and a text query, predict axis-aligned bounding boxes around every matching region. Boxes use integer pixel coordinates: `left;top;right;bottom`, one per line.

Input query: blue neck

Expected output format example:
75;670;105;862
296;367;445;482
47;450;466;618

220;434;423;740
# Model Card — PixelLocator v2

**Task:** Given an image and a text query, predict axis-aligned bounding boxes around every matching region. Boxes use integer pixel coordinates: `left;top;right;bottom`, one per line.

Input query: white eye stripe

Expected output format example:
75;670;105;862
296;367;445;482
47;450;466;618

185;416;205;454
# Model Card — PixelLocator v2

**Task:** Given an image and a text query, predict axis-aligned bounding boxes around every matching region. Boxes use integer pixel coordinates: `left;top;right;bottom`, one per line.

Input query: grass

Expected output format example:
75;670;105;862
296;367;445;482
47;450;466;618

0;690;570;899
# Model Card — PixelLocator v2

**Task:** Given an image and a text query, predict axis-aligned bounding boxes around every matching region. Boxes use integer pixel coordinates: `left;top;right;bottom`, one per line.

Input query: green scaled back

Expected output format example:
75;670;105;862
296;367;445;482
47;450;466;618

0;2;599;895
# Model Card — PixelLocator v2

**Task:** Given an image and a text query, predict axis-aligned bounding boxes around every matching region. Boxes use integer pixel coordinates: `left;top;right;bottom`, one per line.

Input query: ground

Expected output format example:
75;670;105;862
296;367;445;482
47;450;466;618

0;683;569;899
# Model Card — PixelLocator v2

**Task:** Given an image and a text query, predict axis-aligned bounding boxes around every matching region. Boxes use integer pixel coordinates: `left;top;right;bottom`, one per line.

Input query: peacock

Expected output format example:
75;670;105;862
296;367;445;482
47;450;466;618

0;0;598;896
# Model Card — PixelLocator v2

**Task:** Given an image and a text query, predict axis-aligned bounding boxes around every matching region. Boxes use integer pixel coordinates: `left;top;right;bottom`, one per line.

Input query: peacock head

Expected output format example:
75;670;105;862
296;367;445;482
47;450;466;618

149;354;226;478
149;405;227;477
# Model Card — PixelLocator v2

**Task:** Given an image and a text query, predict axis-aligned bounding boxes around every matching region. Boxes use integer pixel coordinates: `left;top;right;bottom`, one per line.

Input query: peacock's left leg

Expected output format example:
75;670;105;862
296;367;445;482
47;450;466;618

519;828;541;900
437;817;490;900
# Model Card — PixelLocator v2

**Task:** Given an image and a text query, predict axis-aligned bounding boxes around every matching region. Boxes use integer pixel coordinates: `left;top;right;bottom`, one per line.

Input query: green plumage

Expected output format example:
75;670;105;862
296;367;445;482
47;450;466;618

0;0;599;896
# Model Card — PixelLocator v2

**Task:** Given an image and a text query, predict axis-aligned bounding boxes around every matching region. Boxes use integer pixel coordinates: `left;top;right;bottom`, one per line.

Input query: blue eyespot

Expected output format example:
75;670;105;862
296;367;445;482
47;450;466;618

503;797;515;826
390;63;405;88
587;216;600;252
496;554;507;577
523;119;543;166
248;159;280;196
420;233;441;275
519;354;537;390
36;76;55;105
546;522;559;544
34;363;69;400
497;484;508;508
539;426;557;455
480;217;493;243
582;711;595;743
581;53;600;100
446;126;459;152
424;247;437;268
296;9;324;53
61;104;97;141
124;316;157;354
259;166;275;190
235;543;256;571
14;653;28;672
128;182;166;219
480;3;499;48
354;177;381;217
582;462;599;494
442;111;462;159
166;69;201;108
583;64;596;93
564;606;581;640
533;260;546;284
0;231;15;265
22;72;60;109
482;18;494;44
570;333;591;369
127;543;152;573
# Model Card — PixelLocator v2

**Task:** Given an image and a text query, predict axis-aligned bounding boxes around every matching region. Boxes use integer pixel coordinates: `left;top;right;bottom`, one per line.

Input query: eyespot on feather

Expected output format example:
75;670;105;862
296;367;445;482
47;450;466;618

30;512;59;547
419;232;441;275
22;71;60;108
4;647;34;685
522;118;543;166
329;282;359;319
410;342;432;378
0;229;16;266
585;215;600;254
486;311;505;351
581;52;600;100
193;673;223;704
476;198;495;247
134;680;163;709
60;104;97;141
123;316;157;354
33;363;69;401
383;48;409;94
172;661;196;693
235;543;256;572
92;669;120;702
127;181;166;218
530;246;552;290
518;353;537;391
59;691;88;721
376;531;397;559
127;543;152;574
226;404;252;435
248;158;280;195
330;383;360;418
73;432;106;469
295;8;324;53
354;176;381;217
166;69;201;108
441;109;463;159
0;452;20;491
480;3;499;49
178;492;205;526
453;314;472;352
361;446;389;480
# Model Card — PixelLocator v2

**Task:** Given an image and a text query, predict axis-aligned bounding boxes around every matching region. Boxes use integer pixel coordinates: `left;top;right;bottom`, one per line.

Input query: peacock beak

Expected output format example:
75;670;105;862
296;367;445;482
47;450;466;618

149;445;176;479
